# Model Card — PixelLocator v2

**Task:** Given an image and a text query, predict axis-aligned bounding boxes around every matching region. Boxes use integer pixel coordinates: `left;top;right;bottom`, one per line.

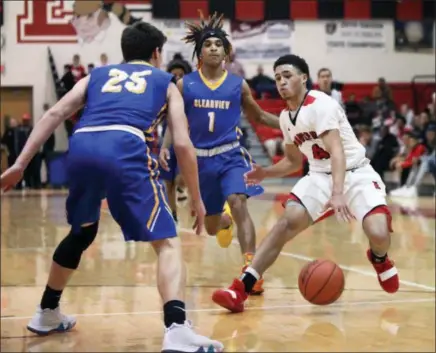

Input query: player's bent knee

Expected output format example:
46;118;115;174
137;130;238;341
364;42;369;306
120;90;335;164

53;222;99;270
227;194;247;215
205;215;222;235
151;236;181;255
362;206;392;242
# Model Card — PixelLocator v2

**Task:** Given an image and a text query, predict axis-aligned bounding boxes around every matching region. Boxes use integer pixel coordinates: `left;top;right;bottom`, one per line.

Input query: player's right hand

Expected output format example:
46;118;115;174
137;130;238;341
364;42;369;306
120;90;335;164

323;194;355;223
244;164;266;185
159;148;171;171
190;198;206;235
1;163;25;193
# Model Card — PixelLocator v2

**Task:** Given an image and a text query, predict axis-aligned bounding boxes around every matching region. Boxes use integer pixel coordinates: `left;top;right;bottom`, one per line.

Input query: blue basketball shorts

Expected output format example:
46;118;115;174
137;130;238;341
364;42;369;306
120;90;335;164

66;130;177;241
197;146;264;216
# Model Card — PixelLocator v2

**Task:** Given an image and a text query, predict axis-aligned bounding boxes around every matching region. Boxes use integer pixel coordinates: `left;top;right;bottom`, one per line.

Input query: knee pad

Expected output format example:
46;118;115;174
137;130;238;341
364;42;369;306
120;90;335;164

53;222;99;269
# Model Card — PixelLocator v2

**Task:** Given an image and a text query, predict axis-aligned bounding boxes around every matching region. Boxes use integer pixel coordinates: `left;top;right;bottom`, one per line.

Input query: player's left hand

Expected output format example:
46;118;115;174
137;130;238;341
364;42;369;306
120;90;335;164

1;163;25;193
159;148;171;171
244;164;265;185
323;194;355;223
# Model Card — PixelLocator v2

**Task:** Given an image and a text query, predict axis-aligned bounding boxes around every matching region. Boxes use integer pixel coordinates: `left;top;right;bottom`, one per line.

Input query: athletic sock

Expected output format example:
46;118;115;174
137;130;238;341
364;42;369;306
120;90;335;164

40;285;63;310
163;300;186;328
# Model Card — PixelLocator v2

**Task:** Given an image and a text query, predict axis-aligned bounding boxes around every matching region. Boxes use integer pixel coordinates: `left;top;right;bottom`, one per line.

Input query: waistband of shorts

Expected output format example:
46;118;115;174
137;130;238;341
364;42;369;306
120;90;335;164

196;141;240;157
74;125;145;142
322;158;370;175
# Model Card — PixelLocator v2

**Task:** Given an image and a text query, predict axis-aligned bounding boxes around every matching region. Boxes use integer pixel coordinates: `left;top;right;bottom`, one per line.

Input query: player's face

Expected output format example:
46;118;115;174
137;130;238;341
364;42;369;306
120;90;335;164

318;70;332;90
201;38;226;67
274;65;306;100
170;68;185;80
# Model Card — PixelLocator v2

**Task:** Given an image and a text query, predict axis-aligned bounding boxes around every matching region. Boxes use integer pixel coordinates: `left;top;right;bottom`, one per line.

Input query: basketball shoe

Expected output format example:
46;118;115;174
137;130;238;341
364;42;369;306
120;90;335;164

26;306;76;335
162;320;224;352
242;254;264;295
366;249;399;293
216;202;233;248
212;278;248;313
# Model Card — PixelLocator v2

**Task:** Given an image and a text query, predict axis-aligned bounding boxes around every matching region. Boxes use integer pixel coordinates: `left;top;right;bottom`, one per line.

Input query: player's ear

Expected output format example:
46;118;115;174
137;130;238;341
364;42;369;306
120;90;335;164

301;73;308;85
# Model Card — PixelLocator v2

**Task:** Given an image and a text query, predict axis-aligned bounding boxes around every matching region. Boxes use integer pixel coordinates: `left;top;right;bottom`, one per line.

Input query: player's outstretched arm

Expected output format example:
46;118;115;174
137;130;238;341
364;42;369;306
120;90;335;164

245;144;302;184
166;81;200;202
241;80;280;129
15;76;89;169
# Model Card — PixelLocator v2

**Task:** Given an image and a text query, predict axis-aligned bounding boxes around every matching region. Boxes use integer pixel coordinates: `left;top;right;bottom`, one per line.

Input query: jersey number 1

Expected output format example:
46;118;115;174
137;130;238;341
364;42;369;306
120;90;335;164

101;68;152;94
208;112;215;132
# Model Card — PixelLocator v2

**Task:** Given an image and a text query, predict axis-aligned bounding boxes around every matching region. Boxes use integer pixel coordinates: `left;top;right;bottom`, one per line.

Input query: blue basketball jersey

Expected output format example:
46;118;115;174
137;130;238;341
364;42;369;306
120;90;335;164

76;61;172;134
183;70;243;149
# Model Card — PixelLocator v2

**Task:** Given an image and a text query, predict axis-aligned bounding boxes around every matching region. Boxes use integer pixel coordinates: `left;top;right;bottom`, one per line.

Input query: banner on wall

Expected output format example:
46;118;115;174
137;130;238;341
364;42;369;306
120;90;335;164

230;21;293;60
324;21;387;52
394;20;434;54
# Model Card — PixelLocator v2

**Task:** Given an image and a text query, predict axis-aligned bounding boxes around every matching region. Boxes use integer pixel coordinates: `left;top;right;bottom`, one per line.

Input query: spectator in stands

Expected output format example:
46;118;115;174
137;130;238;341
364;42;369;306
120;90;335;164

372;77;393;102
391;123;436;197
167;53;192;74
317;68;342;105
399;103;414;127
248;65;277;99
415;109;431;140
60;64;75;96
358;126;377;159
389;115;407;140
370;125;400;181
225;52;245;78
97;53;109;67
263;131;285;159
1;116;19;169
372;77;394;114
71;54;86;82
360;95;378;125
345;94;363;126
389;130;426;190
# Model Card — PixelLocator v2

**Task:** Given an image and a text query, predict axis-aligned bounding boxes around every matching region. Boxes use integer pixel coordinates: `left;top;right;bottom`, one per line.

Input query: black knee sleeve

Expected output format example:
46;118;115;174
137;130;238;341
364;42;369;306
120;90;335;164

53;222;99;270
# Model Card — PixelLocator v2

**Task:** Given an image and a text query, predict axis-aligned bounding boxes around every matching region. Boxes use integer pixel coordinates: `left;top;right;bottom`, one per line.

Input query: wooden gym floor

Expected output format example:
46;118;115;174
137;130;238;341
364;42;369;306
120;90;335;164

1;187;435;352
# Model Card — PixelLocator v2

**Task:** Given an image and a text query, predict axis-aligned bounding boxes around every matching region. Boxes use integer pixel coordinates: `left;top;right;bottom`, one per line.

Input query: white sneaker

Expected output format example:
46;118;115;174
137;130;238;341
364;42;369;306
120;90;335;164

27;306;76;336
162;321;224;353
400;186;418;198
390;186;407;196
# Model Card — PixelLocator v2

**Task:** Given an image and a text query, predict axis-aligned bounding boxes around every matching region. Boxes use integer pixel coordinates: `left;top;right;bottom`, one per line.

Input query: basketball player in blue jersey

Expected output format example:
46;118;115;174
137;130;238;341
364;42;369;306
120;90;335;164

160;13;280;295
0;22;223;353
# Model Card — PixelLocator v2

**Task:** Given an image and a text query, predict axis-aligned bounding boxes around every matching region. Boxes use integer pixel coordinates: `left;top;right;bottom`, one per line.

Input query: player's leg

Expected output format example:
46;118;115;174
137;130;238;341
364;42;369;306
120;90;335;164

212;174;329;312
27;134;105;335
159;149;179;222
105;140;223;352
347;165;399;293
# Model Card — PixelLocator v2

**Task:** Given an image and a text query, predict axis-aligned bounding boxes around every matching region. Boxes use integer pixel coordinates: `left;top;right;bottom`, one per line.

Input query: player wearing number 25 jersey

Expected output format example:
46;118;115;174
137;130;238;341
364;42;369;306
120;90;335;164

1;22;223;352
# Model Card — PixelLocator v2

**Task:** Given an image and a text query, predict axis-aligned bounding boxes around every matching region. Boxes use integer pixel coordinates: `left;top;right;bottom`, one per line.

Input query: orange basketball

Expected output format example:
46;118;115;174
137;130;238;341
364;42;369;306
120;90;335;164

298;259;345;305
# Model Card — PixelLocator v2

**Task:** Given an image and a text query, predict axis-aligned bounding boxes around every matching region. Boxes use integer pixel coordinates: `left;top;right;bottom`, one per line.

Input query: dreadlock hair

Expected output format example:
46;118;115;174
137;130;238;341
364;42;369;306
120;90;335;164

183;11;232;67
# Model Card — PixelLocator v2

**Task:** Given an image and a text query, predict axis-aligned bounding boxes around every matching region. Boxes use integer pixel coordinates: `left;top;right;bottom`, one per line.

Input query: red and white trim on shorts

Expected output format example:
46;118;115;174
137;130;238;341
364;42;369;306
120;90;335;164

283;193;393;230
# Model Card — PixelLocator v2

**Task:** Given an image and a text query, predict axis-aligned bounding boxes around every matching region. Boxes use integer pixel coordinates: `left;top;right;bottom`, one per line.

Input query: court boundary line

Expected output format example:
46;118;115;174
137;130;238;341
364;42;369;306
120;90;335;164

1;297;433;321
176;227;436;293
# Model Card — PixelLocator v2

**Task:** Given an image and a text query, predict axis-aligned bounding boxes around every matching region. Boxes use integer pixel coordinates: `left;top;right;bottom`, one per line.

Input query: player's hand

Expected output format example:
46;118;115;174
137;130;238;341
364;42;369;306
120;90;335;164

1;163;25;193
190;198;206;235
323;194;355;223
244;164;266;185
159;148;171;171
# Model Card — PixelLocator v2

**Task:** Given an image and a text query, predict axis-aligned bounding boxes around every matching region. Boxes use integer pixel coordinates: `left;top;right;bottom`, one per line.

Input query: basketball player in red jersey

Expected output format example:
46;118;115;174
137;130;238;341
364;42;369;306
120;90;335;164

212;54;399;313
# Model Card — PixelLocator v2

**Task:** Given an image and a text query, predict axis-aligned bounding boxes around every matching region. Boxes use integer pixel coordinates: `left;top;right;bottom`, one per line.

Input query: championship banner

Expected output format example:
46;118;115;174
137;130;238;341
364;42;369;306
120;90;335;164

394;20;435;54
324;20;388;52
230;21;293;61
